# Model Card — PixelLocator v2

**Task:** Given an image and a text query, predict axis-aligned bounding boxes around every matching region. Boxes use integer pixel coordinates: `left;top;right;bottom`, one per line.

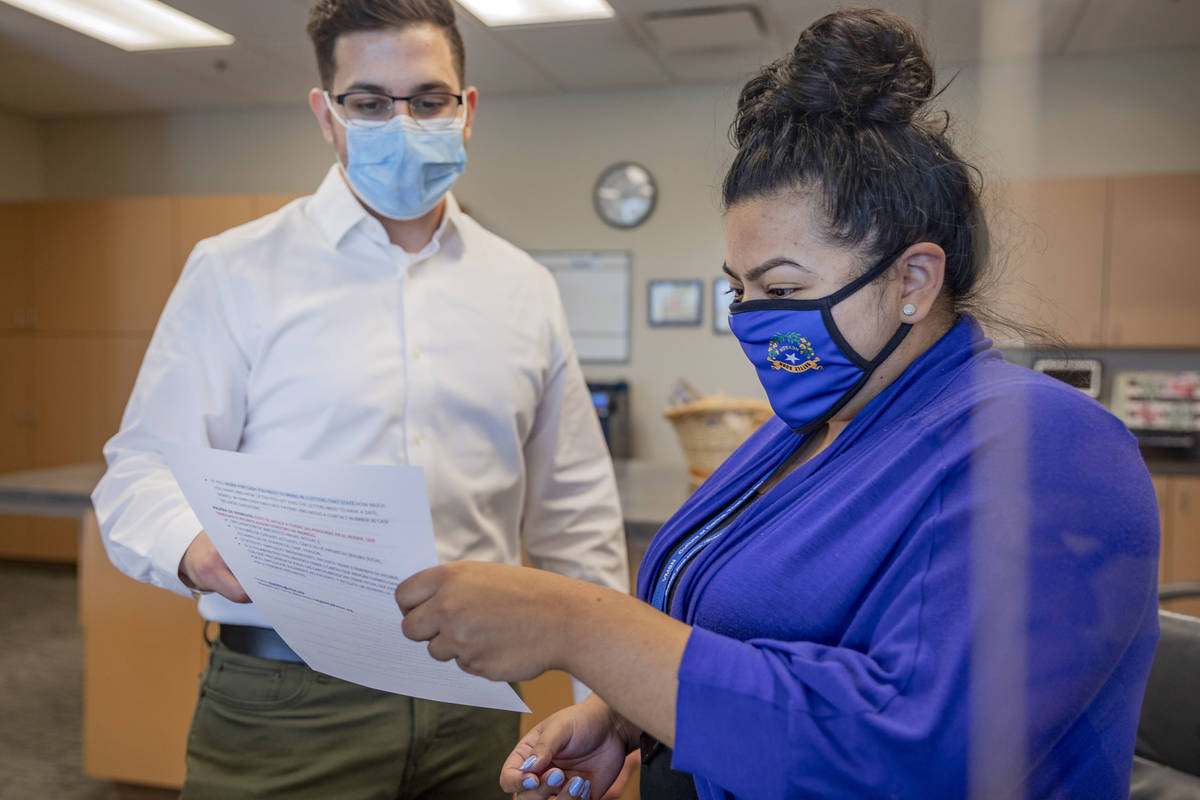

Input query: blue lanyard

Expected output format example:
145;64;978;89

649;472;770;613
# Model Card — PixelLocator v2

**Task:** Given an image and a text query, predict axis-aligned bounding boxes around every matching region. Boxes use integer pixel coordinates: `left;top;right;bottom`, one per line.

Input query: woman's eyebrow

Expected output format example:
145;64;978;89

727;257;815;282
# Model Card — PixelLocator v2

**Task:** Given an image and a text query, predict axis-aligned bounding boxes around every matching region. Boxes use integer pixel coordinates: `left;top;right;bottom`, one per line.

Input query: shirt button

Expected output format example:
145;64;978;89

413;348;423;360
413;433;423;446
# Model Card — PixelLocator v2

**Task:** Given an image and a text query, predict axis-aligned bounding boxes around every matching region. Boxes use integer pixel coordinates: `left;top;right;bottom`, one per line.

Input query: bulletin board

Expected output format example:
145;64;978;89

532;250;632;363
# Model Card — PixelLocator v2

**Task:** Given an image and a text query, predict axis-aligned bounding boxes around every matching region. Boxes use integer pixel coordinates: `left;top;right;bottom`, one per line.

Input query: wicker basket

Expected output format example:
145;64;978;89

665;394;774;485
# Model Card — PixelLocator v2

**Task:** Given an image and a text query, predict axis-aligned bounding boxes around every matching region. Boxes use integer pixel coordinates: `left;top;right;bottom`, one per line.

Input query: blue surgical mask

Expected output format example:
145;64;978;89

327;93;467;221
728;248;912;434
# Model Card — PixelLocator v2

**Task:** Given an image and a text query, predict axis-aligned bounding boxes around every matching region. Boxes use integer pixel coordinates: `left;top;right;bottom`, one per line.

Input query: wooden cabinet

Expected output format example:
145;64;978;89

32;335;149;468
0;337;33;474
0;336;35;559
0;203;33;330
79;511;206;787
2;192;304;563
985;173;1200;348
986;178;1107;345
251;193;304;218
31;197;173;334
1107;174;1200;347
1153;476;1172;587
171;195;256;271
1161;475;1200;618
12;334;148;561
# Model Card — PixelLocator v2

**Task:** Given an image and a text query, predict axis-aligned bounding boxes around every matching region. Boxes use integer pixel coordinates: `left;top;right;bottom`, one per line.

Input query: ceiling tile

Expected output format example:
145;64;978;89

656;44;778;86
0;3;244;115
643;7;764;52
767;0;926;35
495;20;671;90
453;10;558;94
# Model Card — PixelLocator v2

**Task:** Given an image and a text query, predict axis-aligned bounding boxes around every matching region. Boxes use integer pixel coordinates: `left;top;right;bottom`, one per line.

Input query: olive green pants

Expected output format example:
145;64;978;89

181;640;520;800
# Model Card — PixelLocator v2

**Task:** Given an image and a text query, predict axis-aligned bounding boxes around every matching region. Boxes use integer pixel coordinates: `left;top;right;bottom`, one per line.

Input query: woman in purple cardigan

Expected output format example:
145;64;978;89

394;9;1159;799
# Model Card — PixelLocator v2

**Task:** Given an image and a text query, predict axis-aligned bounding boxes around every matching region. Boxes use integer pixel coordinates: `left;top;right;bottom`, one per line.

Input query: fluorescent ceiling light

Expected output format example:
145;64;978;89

0;0;235;51
456;0;615;27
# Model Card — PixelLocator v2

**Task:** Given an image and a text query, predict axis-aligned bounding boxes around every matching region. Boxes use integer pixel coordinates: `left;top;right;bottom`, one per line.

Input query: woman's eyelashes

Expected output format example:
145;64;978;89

727;284;807;301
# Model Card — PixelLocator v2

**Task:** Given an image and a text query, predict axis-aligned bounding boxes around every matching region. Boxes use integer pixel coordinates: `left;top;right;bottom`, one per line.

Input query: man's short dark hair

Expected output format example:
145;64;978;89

307;0;466;89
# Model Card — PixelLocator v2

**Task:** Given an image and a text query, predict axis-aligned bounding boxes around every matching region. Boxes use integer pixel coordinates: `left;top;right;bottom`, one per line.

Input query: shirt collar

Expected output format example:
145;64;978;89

307;163;464;254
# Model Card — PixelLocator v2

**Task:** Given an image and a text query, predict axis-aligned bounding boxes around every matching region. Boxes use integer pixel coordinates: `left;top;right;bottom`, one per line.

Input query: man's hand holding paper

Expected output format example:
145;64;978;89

165;445;527;713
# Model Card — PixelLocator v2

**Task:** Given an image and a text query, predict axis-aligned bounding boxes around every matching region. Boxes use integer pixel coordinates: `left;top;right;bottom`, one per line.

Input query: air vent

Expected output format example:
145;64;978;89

642;4;764;52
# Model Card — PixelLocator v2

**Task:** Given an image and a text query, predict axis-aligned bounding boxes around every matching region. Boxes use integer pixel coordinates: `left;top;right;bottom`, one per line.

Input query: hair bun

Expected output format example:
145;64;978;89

768;8;934;127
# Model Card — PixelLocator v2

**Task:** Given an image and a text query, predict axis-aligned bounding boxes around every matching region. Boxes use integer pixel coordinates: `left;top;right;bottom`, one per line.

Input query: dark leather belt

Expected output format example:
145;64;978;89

219;624;304;663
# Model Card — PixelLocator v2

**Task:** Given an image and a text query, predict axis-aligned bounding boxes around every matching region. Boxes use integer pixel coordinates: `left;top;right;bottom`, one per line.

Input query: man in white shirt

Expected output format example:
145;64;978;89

91;1;628;797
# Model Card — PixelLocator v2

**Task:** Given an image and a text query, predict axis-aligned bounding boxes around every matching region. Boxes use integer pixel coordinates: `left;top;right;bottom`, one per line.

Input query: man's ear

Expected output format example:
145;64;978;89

461;85;479;145
309;88;336;145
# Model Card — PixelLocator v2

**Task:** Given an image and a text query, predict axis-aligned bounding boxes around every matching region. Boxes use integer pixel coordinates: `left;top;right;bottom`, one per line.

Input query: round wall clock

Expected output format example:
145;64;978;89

593;162;657;229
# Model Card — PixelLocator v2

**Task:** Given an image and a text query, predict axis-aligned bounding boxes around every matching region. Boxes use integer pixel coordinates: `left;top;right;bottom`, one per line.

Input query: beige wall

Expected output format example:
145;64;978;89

32;47;1200;463
0;110;46;200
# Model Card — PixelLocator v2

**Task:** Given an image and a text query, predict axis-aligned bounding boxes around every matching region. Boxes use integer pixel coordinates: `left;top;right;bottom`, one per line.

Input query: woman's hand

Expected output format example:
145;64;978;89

500;694;639;799
395;560;691;749
394;561;596;682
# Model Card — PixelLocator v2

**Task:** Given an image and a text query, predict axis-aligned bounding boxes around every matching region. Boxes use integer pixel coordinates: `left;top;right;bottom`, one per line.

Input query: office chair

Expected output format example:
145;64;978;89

1129;583;1200;800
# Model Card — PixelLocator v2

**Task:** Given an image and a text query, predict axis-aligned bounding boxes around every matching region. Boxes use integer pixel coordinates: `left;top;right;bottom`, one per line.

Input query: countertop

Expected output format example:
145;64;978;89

1143;459;1200;477
2;456;1192;528
0;462;105;517
0;460;694;532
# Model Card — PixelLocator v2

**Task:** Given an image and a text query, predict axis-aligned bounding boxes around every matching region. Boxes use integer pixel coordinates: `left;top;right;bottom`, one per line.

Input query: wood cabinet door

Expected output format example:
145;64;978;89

0;335;35;559
251;193;304;218
79;511;206;787
1152;476;1173;587
32;335;149;468
171;195;257;274
31;197;173;334
1107;174;1200;347
0;203;32;330
1164;475;1200;617
984;177;1107;345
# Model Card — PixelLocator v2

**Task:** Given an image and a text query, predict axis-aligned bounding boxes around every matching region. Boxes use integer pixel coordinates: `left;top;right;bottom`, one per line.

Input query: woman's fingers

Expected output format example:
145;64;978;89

500;717;579;793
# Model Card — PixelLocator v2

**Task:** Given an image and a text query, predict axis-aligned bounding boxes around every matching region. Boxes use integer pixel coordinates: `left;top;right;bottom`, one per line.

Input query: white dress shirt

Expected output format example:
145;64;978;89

93;166;628;627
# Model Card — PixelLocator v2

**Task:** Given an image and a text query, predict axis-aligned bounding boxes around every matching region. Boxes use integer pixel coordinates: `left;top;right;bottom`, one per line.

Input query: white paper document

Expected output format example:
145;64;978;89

165;446;528;713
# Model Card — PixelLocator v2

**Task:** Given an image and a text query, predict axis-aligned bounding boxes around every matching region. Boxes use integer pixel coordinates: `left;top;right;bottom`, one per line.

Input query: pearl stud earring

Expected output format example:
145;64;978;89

902;303;917;316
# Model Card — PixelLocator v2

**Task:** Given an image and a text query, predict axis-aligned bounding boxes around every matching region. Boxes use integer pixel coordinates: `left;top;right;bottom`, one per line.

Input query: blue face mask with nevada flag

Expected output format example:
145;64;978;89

728;247;912;435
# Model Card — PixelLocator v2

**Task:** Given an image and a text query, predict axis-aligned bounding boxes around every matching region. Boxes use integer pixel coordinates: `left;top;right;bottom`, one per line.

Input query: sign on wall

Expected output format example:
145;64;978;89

532;250;631;364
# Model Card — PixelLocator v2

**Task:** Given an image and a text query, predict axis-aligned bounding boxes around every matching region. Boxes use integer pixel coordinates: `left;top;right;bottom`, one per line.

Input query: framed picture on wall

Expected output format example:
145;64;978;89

713;277;733;334
648;279;703;327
